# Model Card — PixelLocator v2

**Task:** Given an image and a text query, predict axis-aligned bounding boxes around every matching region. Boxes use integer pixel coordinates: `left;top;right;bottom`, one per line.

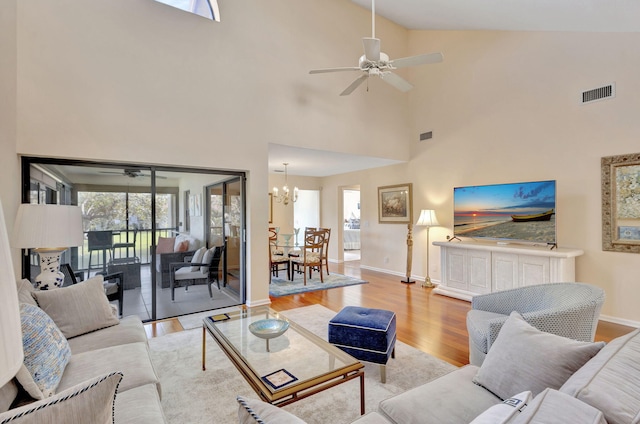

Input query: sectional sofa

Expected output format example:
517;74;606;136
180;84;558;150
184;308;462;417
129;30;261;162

238;311;639;424
0;277;166;423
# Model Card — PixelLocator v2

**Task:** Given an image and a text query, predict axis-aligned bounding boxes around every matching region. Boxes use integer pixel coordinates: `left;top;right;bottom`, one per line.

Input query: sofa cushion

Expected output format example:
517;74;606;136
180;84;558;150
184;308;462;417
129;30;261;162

0;372;121;424
175;240;189;252
16;279;37;307
114;383;167;424
470;391;531;424
511;388;607;424
378;365;500;424
18;303;71;399
560;328;640;424
473;311;605;401
0;380;17;413
67;315;147;354
57;342;160;396
156;237;175;254
190;247;206;272
33;276;119;339
236;396;306;424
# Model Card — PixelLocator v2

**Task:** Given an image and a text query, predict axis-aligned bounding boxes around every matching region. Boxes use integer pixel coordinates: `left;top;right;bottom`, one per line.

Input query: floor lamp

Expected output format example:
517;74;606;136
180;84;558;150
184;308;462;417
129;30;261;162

11;204;84;290
416;209;439;288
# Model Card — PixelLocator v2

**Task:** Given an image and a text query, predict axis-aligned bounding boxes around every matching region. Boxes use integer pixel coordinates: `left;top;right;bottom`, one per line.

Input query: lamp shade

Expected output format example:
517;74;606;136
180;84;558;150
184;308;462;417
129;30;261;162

11;204;84;249
0;200;24;386
416;209;439;227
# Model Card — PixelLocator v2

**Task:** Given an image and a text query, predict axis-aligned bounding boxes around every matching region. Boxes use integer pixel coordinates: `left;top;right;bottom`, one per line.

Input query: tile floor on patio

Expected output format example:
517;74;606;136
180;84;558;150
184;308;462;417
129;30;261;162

103;264;241;322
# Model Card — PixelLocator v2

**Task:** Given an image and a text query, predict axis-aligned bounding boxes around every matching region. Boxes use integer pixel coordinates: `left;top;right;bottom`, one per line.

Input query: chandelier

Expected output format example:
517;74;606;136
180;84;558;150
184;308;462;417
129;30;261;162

272;163;298;206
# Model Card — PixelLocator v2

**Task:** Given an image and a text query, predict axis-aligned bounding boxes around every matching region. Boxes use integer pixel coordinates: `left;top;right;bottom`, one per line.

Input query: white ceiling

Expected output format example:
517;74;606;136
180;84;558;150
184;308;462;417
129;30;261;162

270;0;640;178
350;0;640;32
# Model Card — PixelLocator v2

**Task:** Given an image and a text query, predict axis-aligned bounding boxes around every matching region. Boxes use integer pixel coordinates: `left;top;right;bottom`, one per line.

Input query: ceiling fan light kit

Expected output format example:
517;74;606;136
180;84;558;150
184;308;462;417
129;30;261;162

309;0;443;96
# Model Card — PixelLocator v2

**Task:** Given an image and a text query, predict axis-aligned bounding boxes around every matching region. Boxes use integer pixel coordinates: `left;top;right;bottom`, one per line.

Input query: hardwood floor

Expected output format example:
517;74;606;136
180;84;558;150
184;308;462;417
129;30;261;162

144;260;636;367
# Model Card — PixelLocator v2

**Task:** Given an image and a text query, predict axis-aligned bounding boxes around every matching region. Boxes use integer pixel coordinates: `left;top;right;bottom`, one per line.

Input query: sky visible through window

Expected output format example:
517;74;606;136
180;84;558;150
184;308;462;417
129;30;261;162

154;0;220;22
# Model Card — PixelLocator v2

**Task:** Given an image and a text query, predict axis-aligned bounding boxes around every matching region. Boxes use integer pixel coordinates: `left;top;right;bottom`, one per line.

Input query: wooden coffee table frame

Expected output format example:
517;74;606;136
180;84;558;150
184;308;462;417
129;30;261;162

202;310;365;414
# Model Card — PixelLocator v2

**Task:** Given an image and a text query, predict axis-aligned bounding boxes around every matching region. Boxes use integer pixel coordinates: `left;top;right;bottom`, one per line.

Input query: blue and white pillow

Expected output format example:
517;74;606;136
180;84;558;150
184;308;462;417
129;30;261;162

18;303;71;398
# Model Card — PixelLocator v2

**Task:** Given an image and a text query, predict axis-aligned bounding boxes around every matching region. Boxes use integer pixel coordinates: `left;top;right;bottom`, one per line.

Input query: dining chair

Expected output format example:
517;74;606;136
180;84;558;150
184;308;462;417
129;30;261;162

169;245;225;301
269;227;289;281
290;229;326;285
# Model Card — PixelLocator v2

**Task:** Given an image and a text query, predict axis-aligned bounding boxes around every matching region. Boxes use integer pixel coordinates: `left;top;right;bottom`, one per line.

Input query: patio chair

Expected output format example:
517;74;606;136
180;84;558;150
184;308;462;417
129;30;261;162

169;245;225;301
112;228;138;260
466;282;605;366
290;229;326;286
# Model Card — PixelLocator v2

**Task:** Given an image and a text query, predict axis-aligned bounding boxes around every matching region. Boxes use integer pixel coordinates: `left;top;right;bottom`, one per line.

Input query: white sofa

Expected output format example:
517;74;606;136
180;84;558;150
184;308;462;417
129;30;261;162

0;277;166;423
238;311;639;424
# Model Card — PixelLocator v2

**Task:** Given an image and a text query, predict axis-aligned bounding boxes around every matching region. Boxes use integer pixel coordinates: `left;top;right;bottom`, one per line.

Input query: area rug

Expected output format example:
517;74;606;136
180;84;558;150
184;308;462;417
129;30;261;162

149;304;457;424
269;273;368;297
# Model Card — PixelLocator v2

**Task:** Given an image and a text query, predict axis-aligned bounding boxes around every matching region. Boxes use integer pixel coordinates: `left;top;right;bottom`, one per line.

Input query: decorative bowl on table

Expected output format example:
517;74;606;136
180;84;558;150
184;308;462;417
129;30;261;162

249;319;289;339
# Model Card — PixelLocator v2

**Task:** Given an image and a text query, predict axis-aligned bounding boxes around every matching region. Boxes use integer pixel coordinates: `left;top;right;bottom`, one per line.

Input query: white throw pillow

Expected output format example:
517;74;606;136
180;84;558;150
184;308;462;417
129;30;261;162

473;311;605;400
32;276;119;339
470;391;532;424
237;396;306;424
190;247;207;271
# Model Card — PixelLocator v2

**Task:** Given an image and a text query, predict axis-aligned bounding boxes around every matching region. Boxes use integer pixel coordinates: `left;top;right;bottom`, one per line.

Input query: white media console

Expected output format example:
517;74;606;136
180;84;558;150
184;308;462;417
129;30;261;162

432;240;584;301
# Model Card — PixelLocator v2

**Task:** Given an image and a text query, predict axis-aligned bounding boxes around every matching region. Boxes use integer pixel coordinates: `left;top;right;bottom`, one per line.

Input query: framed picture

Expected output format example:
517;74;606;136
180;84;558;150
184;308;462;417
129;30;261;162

378;183;413;224
602;152;640;253
268;193;273;224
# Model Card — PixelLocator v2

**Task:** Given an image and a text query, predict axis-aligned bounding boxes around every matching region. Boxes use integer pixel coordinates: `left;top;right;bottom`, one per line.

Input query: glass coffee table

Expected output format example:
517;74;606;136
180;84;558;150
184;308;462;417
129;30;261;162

202;306;365;414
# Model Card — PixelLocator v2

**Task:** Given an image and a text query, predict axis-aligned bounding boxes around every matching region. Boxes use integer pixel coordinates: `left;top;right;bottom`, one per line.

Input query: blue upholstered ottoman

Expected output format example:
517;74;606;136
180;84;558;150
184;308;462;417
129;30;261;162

328;306;396;383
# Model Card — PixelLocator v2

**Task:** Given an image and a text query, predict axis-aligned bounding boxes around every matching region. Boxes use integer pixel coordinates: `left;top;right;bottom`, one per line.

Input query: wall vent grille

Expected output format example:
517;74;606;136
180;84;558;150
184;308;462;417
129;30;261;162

581;83;615;104
420;131;433;141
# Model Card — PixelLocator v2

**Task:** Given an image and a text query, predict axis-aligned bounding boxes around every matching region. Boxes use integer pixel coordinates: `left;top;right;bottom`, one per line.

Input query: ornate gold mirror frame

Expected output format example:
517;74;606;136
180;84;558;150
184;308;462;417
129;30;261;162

602;152;640;253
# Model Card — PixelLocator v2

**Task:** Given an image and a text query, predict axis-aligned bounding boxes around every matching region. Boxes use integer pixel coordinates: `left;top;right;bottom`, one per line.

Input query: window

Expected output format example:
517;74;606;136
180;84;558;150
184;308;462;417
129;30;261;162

154;0;220;22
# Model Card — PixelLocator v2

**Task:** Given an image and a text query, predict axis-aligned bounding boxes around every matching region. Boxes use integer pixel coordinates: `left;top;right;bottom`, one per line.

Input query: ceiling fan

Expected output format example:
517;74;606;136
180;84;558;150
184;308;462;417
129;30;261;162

98;169;167;179
309;0;443;96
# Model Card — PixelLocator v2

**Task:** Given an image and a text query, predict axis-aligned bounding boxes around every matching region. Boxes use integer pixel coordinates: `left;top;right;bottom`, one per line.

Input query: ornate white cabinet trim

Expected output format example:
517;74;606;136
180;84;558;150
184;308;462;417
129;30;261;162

433;241;584;301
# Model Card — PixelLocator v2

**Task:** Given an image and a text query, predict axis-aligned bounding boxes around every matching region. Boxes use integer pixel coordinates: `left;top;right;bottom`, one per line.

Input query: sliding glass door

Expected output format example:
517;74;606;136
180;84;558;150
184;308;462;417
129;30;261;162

20;157;246;322
206;177;244;299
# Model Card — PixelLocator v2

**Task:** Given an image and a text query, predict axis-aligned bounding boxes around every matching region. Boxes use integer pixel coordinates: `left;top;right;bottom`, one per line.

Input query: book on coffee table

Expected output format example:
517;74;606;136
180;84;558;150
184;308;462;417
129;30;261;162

262;368;298;390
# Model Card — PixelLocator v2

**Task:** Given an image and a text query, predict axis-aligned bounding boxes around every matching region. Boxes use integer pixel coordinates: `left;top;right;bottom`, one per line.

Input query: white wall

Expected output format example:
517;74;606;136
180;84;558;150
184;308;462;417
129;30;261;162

0;0;21;278
12;0;411;306
319;30;640;325
7;1;640;323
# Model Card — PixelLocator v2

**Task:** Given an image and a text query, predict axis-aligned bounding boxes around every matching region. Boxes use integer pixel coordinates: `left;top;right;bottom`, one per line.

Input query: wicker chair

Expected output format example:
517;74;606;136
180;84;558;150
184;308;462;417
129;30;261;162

466;282;605;366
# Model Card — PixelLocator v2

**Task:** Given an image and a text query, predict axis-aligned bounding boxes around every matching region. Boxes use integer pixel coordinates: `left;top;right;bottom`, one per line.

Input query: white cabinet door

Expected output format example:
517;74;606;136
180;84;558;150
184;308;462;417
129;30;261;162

519;255;550;287
468;250;491;294
492;252;518;292
445;248;468;291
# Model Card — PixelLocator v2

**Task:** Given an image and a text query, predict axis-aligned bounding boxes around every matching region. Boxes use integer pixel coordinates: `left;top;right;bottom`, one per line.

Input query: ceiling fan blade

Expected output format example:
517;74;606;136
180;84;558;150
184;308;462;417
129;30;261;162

362;37;380;62
340;74;368;96
309;67;361;74
391;52;443;69
381;72;413;92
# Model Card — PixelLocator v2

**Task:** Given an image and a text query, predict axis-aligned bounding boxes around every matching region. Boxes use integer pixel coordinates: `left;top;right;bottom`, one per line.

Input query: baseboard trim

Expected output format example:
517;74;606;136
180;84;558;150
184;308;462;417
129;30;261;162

246;298;271;308
599;314;640;329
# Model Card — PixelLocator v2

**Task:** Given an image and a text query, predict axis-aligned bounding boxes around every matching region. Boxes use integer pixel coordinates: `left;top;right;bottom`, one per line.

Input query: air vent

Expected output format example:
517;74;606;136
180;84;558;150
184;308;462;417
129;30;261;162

581;83;615;104
420;131;433;141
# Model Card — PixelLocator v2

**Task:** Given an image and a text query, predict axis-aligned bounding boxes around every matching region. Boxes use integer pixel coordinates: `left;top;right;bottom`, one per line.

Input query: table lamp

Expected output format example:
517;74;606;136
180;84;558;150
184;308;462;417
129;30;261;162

416;209;439;288
0;199;24;386
12;204;84;290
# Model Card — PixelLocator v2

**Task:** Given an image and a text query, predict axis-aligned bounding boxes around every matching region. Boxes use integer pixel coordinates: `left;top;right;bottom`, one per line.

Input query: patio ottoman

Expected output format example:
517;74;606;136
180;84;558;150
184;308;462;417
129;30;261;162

328;306;396;383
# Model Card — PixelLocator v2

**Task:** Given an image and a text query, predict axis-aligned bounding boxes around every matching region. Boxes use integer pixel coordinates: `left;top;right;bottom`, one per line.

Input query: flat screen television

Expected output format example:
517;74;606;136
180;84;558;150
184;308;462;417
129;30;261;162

453;180;557;246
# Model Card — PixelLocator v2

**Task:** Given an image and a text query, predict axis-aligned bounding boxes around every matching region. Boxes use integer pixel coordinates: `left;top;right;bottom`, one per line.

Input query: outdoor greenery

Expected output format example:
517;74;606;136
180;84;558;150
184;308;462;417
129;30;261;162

78;192;172;231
